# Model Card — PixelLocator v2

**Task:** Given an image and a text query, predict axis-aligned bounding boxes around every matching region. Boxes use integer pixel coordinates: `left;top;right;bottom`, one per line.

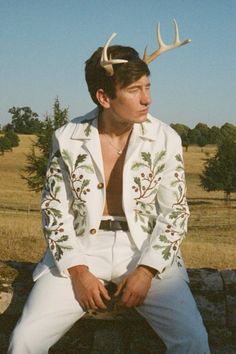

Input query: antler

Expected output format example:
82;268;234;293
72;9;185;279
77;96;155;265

143;19;191;64
100;32;128;76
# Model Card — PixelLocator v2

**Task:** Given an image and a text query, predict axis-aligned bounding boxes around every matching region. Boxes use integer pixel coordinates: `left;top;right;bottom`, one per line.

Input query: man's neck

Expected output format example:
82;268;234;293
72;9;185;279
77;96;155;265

98;110;133;138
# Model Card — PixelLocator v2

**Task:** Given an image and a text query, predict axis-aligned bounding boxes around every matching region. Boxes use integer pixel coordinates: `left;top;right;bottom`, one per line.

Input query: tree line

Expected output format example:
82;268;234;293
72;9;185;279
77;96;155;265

1;98;236;200
171;122;236;151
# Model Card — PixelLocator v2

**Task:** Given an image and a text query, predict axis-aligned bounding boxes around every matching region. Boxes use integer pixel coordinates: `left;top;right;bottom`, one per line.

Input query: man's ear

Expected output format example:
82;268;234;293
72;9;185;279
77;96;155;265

96;89;111;109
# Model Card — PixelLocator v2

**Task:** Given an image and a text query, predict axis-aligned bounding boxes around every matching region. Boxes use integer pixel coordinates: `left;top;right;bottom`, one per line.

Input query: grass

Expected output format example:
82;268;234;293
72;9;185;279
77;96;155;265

0;137;235;269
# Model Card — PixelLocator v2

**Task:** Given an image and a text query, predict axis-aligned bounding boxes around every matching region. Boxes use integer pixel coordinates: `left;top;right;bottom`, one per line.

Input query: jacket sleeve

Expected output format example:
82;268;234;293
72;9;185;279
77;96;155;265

138;133;190;275
41;131;88;276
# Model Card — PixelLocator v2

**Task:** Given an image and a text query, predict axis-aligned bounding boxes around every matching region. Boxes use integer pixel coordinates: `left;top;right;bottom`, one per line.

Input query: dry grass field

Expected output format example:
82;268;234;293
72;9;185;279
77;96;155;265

0;135;235;269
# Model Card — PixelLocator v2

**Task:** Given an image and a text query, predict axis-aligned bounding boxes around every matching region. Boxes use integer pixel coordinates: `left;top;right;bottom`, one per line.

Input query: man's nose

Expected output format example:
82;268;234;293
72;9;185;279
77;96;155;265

141;90;152;105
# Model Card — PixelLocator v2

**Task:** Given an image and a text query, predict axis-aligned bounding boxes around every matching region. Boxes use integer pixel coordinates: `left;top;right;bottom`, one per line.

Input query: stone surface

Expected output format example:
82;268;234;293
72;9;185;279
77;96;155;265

221;269;236;332
0;261;236;353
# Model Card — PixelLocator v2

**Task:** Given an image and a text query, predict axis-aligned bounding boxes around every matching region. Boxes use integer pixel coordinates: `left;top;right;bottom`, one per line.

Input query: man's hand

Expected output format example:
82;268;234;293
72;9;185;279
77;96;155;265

114;266;155;308
68;265;110;311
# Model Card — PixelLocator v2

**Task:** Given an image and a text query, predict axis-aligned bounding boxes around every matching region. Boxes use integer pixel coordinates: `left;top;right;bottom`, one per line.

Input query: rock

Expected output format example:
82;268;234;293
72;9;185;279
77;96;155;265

220;269;236;332
0;262;236;353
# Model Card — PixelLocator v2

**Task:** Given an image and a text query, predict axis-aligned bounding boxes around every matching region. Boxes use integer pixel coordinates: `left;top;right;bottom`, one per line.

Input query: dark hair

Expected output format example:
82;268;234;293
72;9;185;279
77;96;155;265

85;45;150;106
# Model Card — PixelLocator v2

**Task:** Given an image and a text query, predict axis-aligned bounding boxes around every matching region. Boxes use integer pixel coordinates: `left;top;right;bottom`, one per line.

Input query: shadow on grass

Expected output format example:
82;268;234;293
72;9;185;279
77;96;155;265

188;197;236;204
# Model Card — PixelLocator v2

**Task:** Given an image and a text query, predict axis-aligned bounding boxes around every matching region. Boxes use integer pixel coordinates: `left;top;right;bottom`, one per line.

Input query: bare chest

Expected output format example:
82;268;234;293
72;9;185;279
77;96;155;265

100;135;127;216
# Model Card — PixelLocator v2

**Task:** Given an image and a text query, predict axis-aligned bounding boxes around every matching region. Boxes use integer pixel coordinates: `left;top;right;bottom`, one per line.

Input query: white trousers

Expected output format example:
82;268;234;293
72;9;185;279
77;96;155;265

8;230;210;354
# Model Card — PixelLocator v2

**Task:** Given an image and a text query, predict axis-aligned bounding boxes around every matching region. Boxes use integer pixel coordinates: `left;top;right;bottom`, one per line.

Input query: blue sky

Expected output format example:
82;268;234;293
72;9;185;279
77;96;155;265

0;0;235;128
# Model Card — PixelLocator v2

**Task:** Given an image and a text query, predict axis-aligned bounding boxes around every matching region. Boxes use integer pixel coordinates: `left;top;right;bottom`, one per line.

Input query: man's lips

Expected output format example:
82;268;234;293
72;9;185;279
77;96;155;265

139;108;149;114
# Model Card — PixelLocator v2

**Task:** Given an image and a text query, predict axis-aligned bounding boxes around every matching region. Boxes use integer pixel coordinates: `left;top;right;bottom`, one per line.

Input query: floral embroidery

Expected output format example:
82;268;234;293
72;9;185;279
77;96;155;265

131;150;166;234
170;154;189;228
42;150;73;261
42;149;94;261
82;118;94;137
152;154;189;263
61;150;94;237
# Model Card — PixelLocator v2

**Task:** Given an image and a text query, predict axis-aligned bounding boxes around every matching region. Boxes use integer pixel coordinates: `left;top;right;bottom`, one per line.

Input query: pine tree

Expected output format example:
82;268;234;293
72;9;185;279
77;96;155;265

200;138;236;201
23;97;69;191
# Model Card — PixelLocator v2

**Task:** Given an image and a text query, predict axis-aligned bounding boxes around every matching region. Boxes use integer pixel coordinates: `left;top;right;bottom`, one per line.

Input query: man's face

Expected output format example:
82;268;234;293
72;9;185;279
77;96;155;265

106;75;152;124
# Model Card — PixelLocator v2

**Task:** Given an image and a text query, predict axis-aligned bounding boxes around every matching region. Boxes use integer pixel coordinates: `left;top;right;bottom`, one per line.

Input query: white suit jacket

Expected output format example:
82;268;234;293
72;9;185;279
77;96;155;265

33;108;189;281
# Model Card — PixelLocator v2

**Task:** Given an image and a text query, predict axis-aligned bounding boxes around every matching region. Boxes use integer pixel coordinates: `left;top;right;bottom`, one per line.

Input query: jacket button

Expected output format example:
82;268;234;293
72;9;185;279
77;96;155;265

97;182;104;189
90;228;97;235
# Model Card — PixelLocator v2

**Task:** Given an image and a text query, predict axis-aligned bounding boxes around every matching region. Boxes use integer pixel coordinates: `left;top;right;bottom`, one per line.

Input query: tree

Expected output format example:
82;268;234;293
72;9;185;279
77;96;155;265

170;123;190;151
23;97;69;191
208;126;222;144
8;106;42;134
194;123;210;141
0;136;12;155
4;130;19;147
200;138;236;201
220;123;236;141
197;135;208;152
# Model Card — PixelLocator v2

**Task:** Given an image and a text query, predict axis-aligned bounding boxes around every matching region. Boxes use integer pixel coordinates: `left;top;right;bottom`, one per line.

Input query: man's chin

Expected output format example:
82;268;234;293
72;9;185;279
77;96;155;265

135;114;148;123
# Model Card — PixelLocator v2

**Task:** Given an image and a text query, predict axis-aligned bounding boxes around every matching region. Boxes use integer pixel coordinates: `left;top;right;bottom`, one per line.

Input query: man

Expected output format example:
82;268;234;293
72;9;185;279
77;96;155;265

9;23;211;354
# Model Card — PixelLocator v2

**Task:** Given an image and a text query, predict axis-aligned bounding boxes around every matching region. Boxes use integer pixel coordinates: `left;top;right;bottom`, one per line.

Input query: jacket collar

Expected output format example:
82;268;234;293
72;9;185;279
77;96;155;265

71;108;157;142
70;108;99;140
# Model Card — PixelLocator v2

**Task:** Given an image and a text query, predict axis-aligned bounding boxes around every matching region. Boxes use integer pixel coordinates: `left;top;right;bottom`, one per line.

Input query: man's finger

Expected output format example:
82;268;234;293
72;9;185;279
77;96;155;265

93;292;107;309
120;289;133;305
99;284;111;301
114;279;125;296
88;298;98;310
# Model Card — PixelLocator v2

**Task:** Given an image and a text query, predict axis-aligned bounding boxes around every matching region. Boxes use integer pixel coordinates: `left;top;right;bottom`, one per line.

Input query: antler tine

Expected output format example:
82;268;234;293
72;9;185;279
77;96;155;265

143;19;191;64
100;32;128;76
173;18;191;47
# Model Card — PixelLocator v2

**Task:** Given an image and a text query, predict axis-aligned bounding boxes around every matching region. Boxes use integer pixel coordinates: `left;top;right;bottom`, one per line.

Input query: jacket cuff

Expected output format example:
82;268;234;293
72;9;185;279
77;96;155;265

56;252;89;278
137;248;168;278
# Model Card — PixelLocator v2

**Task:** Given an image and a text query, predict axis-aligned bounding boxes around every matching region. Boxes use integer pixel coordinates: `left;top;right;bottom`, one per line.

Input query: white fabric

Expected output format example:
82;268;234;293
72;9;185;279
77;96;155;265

8;230;210;354
37;109;190;280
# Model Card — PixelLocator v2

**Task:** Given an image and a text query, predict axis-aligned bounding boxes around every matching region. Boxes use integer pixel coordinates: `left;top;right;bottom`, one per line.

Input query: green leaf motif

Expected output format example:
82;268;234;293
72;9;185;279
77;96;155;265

141;152;152;168
155;163;165;174
83;119;94;137
134;176;141;188
162;245;172;260
175;154;183;163
79;165;94;173
153;151;166;169
50;208;62;218
159;234;169;243
141;225;149;233
152;244;165;250
75;154;87;169
132;149;167;235
54;244;63;261
54;186;60;195
57;235;69;242
81;179;90;188
75;227;85;237
131;162;147;170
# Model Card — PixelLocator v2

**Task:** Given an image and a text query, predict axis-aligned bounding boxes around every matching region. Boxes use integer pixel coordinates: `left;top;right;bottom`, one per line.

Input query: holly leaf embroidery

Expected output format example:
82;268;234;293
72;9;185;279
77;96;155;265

141;152;152;168
75;154;87;169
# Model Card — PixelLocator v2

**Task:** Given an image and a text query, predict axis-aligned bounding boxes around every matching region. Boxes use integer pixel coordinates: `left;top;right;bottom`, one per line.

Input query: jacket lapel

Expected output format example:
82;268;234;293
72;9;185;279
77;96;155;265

124;115;156;166
70;109;104;180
